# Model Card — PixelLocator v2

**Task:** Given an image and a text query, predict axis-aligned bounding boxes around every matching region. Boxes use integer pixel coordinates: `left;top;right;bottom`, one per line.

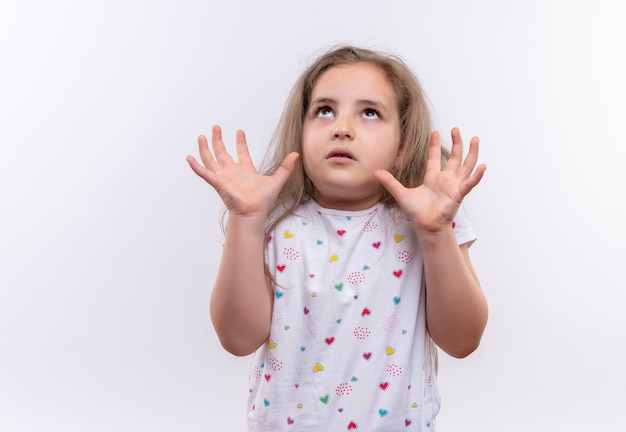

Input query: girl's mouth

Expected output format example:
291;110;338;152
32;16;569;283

327;149;356;161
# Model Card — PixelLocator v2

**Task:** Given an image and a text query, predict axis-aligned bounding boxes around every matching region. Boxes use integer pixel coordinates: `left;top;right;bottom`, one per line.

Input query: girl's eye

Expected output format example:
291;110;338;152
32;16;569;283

316;106;334;118
362;109;380;120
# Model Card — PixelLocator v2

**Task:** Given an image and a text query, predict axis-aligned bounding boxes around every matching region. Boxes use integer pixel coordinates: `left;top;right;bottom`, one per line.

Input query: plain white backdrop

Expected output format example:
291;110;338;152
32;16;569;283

1;0;625;430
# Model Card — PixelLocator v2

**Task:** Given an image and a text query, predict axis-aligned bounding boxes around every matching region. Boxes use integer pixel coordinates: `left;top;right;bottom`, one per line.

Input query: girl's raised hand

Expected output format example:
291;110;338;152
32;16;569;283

186;125;299;218
375;128;486;234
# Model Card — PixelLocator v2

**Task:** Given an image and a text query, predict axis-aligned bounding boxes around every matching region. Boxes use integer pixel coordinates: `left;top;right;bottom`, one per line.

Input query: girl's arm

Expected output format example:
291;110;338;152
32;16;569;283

210;213;274;356
187;126;299;356
418;228;487;358
375;128;488;358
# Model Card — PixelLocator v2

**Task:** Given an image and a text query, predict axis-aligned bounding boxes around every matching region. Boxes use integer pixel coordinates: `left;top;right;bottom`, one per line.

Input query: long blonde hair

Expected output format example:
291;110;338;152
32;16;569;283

260;45;444;233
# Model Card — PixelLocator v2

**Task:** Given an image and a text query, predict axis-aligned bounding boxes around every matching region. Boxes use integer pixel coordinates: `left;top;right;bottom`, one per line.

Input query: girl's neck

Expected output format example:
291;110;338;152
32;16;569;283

312;192;382;211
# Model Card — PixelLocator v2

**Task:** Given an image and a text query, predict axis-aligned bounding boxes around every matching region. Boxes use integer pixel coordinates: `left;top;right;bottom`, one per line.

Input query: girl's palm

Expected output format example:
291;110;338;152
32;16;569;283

375;128;486;233
186;126;298;217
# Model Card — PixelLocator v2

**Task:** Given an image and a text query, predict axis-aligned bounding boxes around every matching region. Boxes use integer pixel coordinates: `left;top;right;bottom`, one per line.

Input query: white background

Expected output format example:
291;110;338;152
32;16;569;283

1;0;625;430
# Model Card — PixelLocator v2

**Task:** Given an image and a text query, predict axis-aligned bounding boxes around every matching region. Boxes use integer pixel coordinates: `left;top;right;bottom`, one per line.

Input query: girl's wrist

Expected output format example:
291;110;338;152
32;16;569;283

413;224;456;249
225;211;269;233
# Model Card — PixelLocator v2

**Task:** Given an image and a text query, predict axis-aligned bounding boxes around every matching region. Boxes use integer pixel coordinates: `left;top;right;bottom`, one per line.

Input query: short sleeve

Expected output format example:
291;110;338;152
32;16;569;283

452;205;477;246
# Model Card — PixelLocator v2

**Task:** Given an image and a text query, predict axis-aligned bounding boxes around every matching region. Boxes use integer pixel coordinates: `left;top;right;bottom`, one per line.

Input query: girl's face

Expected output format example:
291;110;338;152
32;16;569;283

302;62;401;210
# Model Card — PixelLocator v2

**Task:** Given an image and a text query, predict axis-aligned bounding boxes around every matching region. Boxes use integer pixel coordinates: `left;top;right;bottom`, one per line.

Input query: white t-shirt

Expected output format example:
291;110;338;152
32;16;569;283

247;201;476;431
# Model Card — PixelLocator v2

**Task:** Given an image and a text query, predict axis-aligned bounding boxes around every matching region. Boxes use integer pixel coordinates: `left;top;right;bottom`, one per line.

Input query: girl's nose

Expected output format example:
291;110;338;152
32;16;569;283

332;117;354;140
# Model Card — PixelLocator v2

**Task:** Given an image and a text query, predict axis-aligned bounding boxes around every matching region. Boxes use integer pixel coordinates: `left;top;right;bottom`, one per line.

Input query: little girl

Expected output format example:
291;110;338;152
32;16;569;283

187;46;488;431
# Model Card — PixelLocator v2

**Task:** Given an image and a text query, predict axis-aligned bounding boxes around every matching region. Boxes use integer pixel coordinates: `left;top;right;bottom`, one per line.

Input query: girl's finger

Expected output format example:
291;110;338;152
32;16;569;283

425;131;443;173
211;125;235;165
235;129;254;166
186;155;215;185
457;136;480;180
197;134;216;169
272;152;300;187
374;169;406;202
446;127;464;171
459;163;487;197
